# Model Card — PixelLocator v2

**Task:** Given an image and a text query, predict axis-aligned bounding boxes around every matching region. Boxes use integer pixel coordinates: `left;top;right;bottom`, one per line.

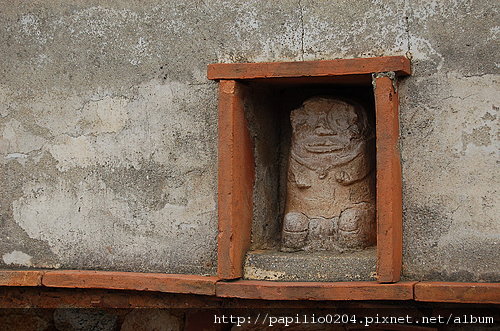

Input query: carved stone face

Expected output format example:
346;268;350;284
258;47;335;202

290;97;368;171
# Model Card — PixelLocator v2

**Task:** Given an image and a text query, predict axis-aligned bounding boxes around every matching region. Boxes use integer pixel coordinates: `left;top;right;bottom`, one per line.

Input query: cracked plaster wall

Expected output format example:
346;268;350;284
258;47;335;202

0;0;498;280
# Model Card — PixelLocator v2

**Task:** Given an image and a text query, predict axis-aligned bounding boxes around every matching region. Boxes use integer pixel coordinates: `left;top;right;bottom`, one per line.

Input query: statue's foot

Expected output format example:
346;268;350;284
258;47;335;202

337;202;376;249
280;212;309;252
305;217;336;251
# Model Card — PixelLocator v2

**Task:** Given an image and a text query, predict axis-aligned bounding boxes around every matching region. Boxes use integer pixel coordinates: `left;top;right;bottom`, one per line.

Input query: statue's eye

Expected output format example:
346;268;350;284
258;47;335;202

326;112;339;127
327;108;358;129
329;116;349;129
349;124;360;136
291;113;308;127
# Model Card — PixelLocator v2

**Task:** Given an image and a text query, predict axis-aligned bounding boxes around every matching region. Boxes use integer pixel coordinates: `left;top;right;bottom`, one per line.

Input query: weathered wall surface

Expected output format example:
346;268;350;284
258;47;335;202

399;0;499;281
0;0;498;280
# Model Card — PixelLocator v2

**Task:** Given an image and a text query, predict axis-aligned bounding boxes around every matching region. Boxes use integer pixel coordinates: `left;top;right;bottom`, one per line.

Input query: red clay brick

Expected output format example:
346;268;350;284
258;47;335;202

217;80;255;280
0;270;43;286
42;270;217;295
415;282;500;304
208;56;411;80
374;76;403;283
216;280;416;301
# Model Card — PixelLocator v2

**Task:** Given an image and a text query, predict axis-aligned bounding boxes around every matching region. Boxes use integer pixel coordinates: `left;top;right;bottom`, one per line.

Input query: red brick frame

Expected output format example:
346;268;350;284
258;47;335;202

209;56;409;282
374;74;403;282
217;80;254;279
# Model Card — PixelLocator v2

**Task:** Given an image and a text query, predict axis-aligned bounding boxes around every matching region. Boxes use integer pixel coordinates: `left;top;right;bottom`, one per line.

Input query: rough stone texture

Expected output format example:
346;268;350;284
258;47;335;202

281;97;376;252
244;248;376;282
248;85;376;252
244;85;282;250
121;310;182;331
53;309;118;331
0;0;498;280
0;310;53;331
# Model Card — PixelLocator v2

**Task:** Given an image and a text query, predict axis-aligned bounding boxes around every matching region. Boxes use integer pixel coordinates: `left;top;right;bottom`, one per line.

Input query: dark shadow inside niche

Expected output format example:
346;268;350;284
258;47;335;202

242;77;377;281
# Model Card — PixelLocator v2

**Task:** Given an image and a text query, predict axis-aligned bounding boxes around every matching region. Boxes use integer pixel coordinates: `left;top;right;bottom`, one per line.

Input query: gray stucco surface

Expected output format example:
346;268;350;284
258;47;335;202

0;0;498;280
244;249;376;282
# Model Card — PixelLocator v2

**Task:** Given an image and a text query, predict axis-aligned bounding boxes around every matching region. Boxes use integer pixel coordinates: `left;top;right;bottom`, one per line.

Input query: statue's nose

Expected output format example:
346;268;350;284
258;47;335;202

315;116;335;135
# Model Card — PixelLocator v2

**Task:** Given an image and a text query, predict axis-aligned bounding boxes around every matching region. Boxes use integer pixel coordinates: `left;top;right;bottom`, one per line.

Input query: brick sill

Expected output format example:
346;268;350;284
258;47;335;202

0;270;498;304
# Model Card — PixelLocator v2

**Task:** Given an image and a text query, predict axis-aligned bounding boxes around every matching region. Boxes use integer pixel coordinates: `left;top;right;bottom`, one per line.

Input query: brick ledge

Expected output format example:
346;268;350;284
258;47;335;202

1;270;499;304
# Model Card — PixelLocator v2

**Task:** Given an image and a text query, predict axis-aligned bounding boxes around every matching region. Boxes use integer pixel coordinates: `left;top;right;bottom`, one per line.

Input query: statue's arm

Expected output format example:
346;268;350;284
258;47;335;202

288;160;311;189
334;152;373;186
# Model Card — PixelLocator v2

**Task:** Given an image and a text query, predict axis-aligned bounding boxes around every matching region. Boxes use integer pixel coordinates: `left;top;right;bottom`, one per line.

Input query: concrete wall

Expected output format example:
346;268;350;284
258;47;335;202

1;0;498;280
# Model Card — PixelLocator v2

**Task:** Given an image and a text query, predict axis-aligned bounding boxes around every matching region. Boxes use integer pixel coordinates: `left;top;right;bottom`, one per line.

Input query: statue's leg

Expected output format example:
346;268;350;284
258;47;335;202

281;212;309;252
337;202;376;249
307;217;336;251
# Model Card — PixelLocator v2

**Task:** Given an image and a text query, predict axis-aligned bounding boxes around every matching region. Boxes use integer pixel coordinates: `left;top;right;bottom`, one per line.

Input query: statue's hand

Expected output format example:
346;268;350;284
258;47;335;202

291;169;311;189
335;170;351;185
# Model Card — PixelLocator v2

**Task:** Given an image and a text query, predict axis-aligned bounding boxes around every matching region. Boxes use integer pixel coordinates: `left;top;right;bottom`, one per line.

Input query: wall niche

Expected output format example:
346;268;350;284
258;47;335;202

209;56;410;284
245;80;377;281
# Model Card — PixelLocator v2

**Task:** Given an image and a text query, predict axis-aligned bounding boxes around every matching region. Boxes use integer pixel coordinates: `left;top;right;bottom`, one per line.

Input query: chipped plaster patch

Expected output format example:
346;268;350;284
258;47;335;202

0;84;14;118
410;0;470;20
12;170;216;270
0;119;46;165
31;94;129;137
129;36;152;66
443;74;499;156
462;125;492;149
301;1;408;60
45;80;214;171
48;135;96;171
401;72;499;245
2;250;33;267
5;153;28;159
81;95;129;134
244;266;286;281
488;26;499;41
408;35;444;68
19;14;48;44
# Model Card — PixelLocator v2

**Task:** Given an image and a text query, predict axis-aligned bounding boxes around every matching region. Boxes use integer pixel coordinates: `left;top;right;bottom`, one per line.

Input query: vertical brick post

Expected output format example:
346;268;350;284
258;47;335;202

217;80;255;279
374;73;403;283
